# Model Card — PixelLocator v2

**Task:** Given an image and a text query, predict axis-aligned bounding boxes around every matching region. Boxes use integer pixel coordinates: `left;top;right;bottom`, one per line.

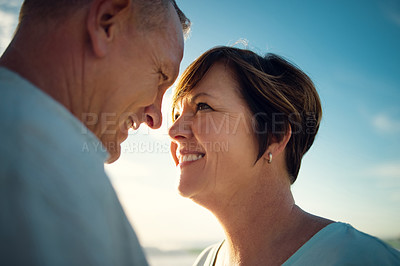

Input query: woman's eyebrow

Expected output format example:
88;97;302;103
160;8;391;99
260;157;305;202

188;92;215;104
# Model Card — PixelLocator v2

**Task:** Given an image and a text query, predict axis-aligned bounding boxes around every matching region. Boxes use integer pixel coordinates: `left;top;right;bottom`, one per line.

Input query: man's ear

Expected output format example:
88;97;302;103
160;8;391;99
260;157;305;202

87;0;132;58
263;124;292;161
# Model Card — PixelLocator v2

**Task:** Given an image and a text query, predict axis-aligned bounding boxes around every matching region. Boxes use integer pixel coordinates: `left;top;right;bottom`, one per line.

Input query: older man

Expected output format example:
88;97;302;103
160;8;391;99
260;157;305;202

0;0;189;265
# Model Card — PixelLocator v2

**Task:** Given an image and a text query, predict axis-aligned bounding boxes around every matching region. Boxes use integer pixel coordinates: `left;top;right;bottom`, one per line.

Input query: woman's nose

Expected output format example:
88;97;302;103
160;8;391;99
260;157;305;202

168;113;194;141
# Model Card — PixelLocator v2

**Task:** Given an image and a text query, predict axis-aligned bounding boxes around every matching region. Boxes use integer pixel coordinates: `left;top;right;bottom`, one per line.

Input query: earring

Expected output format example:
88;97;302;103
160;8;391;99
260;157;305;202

268;152;272;164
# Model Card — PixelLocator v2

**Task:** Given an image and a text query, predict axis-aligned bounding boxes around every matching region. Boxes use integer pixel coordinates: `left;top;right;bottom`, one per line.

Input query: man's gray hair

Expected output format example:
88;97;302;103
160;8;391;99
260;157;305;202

19;0;191;35
136;0;191;36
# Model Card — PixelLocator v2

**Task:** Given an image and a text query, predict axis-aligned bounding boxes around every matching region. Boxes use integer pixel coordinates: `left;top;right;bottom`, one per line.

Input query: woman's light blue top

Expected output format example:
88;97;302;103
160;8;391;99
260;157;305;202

194;222;400;266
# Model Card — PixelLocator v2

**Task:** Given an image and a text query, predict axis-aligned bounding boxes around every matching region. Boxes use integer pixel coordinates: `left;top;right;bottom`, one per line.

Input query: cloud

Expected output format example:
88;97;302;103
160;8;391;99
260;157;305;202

371;113;400;134
387;11;400;27
369;161;400;180
0;0;23;7
0;8;18;54
367;161;400;203
380;0;400;27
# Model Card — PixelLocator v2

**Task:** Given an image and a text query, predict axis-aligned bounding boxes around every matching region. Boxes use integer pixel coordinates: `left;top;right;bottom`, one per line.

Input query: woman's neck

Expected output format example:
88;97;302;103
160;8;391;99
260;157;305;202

209;175;332;266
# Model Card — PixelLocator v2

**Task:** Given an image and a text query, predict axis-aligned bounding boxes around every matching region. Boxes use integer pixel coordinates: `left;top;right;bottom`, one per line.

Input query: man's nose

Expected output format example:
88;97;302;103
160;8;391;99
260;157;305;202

144;103;162;129
144;89;166;129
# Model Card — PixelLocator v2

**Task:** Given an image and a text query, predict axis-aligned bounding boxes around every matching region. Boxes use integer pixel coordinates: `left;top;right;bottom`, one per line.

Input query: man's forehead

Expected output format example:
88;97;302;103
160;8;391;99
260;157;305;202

159;4;184;73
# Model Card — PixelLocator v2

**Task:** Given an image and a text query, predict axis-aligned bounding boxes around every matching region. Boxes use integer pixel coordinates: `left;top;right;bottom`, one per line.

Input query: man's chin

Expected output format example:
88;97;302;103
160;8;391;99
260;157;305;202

105;145;121;164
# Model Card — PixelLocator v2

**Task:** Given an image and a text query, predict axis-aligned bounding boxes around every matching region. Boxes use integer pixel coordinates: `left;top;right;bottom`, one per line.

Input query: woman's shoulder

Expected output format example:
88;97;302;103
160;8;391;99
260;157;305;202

192;242;223;266
318;222;396;250
284;222;400;265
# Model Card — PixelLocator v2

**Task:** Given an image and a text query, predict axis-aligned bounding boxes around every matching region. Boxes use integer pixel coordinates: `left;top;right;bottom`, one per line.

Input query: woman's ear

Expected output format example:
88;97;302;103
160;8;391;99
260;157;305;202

263;124;292;162
87;0;132;58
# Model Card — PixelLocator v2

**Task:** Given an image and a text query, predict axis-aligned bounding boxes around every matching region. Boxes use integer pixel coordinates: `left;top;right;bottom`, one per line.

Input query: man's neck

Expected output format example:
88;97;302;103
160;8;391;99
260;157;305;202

0;20;86;120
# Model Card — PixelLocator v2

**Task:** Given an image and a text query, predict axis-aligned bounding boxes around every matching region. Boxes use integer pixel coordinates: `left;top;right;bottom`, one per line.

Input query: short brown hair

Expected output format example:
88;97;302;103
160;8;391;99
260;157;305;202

19;0;190;36
172;46;322;183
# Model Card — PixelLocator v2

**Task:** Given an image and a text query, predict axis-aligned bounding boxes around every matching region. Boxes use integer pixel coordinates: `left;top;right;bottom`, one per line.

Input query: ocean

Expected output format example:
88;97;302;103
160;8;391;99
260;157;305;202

147;253;199;266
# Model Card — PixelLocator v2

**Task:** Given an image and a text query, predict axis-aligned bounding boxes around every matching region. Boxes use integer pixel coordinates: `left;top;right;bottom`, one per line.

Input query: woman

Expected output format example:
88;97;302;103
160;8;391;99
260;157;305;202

168;47;400;265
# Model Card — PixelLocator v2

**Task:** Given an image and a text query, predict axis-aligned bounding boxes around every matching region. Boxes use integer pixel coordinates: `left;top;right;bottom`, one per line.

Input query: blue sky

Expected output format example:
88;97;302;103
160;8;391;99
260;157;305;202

1;0;399;250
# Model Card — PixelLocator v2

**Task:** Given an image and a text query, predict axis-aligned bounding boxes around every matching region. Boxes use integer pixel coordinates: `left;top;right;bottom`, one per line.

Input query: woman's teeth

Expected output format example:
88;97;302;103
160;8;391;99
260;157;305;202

126;119;133;129
126;118;139;130
132;121;139;130
181;154;204;163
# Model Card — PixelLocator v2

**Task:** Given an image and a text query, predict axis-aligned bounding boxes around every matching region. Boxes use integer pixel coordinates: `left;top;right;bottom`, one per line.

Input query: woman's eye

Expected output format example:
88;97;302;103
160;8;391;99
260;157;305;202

196;102;212;111
174;113;180;120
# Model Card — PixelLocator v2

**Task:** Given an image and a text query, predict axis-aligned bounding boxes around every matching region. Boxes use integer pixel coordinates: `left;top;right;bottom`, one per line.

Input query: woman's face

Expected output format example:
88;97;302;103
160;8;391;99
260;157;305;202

169;62;261;203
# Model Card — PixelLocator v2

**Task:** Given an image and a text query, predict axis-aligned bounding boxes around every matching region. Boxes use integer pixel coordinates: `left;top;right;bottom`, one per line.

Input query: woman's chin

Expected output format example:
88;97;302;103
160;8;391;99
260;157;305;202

177;182;194;198
177;177;201;199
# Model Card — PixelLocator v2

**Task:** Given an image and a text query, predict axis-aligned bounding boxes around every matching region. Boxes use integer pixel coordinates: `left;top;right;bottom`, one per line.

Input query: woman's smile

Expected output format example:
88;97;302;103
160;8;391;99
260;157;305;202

179;154;205;164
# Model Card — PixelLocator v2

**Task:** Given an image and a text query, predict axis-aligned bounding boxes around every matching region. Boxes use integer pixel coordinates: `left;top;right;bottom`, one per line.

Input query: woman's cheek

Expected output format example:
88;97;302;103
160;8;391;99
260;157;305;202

170;142;179;165
195;114;230;135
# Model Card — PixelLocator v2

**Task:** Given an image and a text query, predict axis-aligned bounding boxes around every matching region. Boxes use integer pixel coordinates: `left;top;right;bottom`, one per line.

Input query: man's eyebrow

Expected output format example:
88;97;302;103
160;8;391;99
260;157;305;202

188;92;214;103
